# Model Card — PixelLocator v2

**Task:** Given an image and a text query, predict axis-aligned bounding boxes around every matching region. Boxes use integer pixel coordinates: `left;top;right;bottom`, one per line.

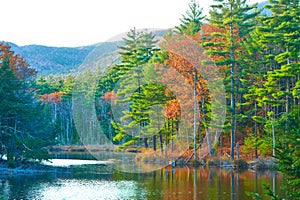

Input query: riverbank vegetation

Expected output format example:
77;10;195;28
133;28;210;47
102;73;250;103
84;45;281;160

0;0;299;198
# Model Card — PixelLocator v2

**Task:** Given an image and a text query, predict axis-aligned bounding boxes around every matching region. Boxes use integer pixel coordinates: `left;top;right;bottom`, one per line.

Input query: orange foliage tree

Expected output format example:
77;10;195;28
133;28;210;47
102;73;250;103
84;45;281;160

0;42;36;80
40;92;62;104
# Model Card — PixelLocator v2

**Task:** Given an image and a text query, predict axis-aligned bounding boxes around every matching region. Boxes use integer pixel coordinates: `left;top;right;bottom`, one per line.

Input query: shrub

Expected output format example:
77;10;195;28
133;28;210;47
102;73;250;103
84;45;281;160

243;134;257;154
249;159;277;170
207;156;231;167
232;159;249;169
190;159;201;167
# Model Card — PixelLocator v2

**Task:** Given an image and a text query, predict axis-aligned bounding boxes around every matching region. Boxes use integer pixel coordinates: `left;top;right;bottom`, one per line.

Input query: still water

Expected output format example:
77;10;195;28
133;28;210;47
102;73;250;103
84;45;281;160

0;154;283;200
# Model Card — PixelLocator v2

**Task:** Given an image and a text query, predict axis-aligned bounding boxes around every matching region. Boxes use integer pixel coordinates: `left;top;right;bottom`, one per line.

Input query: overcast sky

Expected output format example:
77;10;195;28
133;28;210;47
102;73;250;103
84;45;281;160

1;0;264;47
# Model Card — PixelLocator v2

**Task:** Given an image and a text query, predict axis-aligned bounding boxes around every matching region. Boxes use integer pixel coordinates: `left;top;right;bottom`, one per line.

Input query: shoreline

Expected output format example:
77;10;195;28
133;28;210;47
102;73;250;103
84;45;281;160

0;145;278;176
0;157;278;177
0;167;54;177
173;157;278;171
0;162;57;177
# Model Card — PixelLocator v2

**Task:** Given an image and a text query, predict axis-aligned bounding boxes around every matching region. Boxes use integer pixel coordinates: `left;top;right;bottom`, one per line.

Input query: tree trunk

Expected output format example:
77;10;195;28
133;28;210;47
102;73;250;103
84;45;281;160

205;127;213;156
271;119;275;157
254;101;258;159
229;20;236;161
153;135;157;151
159;133;163;153
144;138;148;148
193;70;197;160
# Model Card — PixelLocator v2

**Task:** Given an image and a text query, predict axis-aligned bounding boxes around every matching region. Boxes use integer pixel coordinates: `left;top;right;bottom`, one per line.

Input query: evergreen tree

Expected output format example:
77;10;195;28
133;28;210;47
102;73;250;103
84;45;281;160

0;43;52;166
274;109;300;199
112;28;159;148
203;0;259;160
244;0;300;159
257;0;300;122
176;0;205;36
242;29;269;158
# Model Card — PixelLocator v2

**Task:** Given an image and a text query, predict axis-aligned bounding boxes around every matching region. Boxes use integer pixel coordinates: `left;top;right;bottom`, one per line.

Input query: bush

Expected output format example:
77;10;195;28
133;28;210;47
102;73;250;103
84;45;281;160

249;159;277;170
190;159;201;167
207;156;231;167
7;154;17;168
243;134;257;154
135;149;168;165
232;159;249;169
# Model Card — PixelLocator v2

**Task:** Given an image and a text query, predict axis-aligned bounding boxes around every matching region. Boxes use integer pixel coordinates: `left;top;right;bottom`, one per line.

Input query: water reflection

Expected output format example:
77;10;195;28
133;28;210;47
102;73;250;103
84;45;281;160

28;179;145;200
0;164;282;200
142;167;282;200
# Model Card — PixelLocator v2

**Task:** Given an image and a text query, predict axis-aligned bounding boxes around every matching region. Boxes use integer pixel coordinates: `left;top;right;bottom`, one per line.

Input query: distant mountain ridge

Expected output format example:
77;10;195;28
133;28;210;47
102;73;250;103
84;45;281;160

7;42;122;76
6;29;167;76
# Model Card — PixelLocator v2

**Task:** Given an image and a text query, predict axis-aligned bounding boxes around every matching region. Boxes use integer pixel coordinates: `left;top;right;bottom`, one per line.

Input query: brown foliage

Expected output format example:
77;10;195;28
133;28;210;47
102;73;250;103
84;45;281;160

164;99;180;119
0;42;36;80
40;92;62;104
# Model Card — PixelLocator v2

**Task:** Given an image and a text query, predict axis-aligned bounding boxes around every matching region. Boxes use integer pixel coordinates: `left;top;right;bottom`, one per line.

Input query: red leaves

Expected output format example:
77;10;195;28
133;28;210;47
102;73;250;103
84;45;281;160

157;35;210;122
201;24;227;64
0;42;36;80
102;91;117;104
40;92;62;104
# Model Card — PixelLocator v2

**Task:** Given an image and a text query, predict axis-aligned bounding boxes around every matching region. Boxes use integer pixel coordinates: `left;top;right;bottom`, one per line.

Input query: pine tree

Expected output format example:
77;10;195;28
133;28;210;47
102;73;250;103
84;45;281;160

112;28;159;148
176;0;205;36
0;43;52;166
242;29;269;159
244;0;300;159
274;109;300;199
203;0;259;160
258;0;300;120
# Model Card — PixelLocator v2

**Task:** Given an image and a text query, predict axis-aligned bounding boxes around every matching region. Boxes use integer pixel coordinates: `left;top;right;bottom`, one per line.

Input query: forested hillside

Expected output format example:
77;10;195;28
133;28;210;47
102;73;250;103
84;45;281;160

8;42;119;75
5;30;167;76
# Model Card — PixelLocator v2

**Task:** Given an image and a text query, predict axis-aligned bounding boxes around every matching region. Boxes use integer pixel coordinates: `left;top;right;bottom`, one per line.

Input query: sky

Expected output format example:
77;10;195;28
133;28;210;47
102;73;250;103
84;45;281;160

1;0;264;47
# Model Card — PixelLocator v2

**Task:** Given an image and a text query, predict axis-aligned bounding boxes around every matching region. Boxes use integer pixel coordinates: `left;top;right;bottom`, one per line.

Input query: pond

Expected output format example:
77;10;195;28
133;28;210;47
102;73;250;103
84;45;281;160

0;153;283;200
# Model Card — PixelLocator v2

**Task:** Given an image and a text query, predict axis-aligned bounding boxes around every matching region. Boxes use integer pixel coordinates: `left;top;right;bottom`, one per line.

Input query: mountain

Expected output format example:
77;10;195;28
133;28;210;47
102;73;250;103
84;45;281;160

8;42;122;76
6;29;167;76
